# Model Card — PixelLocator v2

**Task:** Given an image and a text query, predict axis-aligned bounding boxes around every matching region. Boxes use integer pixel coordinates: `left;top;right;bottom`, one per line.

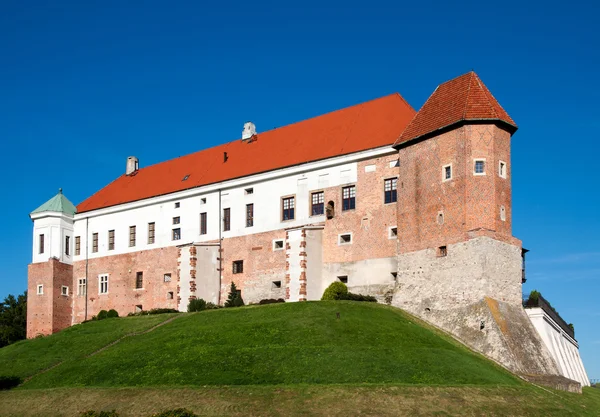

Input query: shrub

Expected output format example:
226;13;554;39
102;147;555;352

0;375;21;390
148;308;179;315
224;282;244;308
107;309;119;318
97;310;109;321
205;302;221;310
188;298;207;312
150;408;198;417
321;282;348;300
340;293;377;302
79;411;120;417
259;298;285;305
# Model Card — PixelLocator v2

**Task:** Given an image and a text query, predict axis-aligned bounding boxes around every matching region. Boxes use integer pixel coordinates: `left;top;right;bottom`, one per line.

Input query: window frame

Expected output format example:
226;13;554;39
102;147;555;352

108;230;115;251
65;235;70;256
442;163;453;182
388;226;398;239
200;212;207;235
39;234;45;254
223;208;231;231
232;260;244;274
272;239;285;251
310;191;325;216
135;271;143;289
342;185;356;211
172;228;181;241
61;285;69;296
99;274;109;294
129;225;136;247
172;216;180;225
499;160;507;179
246;203;254;228
92;233;99;253
148;222;155;244
37;284;43;295
77;278;87;296
281;195;296;222
473;158;486;176
164;273;172;283
75;236;81;256
384;178;397;204
338;233;353;245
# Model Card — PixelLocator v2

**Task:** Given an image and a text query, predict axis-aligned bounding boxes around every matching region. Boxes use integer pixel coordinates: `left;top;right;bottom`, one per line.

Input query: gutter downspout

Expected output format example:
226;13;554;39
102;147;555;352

84;217;89;321
218;189;222;305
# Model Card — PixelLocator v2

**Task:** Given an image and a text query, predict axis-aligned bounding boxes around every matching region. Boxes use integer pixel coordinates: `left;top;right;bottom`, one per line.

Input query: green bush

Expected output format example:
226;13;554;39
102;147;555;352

148;308;179;315
107;309;119;318
205;302;221;310
96;310;109;321
79;410;119;417
321;282;348;300
341;293;377;302
259;298;285;305
0;375;21;390
188;298;207;312
224;282;244;308
150;408;198;417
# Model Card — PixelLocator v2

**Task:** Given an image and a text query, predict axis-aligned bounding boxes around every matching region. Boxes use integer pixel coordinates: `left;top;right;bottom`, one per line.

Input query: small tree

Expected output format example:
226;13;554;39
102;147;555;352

224;282;244;308
188;298;207;312
107;309;119;318
97;310;108;320
321;282;348;300
0;291;27;348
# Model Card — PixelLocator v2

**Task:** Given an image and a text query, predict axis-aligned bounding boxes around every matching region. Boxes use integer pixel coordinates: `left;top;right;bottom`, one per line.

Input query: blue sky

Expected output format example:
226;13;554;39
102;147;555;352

1;0;598;378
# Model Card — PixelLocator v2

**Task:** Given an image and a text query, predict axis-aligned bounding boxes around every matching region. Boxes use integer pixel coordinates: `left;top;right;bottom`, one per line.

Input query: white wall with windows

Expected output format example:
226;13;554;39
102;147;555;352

31;214;74;264
69;147;393;261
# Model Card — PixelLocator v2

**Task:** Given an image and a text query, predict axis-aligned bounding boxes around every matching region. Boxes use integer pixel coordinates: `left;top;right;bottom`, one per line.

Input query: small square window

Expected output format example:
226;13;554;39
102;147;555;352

172;216;180;225
339;233;352;245
200;198;207;204
245;188;254;195
135;305;143;313
37;284;43;295
61;286;69;296
391;272;398;281
164;273;172;283
437;246;448;257
499;161;507;179
172;228;181;241
272;280;282;289
167;291;174;300
338;276;348;284
389;227;398;239
174;202;180;208
233;260;244;274
273;239;285;251
474;159;486;175
443;164;452;181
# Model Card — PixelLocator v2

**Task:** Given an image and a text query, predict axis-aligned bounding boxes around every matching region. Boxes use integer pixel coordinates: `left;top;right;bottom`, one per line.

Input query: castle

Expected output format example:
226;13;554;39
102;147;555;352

26;72;590;387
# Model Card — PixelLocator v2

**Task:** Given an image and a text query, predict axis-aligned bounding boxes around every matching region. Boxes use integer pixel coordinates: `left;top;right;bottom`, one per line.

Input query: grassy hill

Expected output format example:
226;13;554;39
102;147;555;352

1;301;599;416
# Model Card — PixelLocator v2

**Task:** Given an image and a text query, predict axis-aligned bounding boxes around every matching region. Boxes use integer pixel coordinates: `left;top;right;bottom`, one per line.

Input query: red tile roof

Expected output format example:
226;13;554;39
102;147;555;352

394;72;517;146
77;93;416;213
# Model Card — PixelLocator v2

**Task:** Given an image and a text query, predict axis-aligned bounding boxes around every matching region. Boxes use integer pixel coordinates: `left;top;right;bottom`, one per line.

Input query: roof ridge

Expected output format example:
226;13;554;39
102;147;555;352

462;72;475;120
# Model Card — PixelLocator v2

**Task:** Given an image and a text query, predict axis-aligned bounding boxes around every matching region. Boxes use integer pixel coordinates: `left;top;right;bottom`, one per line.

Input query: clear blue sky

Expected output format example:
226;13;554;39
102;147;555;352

1;0;598;379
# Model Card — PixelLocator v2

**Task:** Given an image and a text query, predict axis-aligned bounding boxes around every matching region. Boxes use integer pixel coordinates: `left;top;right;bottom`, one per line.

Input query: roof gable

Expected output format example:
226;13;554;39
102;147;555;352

31;189;77;217
77;93;415;213
395;72;517;146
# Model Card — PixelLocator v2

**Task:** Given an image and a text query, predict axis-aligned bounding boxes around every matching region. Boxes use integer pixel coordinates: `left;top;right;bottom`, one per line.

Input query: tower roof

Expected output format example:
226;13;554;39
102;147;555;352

31;188;77;217
395;71;517;146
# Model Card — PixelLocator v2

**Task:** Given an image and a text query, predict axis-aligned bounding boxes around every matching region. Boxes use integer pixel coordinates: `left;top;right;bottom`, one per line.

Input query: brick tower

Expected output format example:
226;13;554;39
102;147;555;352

392;72;559;376
27;189;76;338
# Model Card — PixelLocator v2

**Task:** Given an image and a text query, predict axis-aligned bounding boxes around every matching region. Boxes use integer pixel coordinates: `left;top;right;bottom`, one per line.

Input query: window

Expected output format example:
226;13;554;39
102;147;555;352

389;226;398;239
200;198;206;204
338;276;348;284
246;203;254;227
172;216;180;225
75;236;81;256
172;228;181;241
273;239;285;251
437;212;444;225
437;246;448;257
245;188;254;195
39;234;45;254
311;191;325;216
78;278;86;296
148;222;155;244
223;208;231;231
99;274;109;294
282;196;295;221
61;286;69;296
167;291;174;299
272;281;282;289
92;233;99;253
174;202;180;208
65;235;70;256
164;273;172;283
37;284;43;295
384;178;397;204
499;161;507;178
389;159;400;168
200;212;207;235
135;272;143;289
474;159;486;175
129;226;136;247
342;186;356;211
108;230;115;250
339;233;352;245
233;260;244;274
500;205;507;221
443;164;452;181
135;305;143;313
391;272;398;281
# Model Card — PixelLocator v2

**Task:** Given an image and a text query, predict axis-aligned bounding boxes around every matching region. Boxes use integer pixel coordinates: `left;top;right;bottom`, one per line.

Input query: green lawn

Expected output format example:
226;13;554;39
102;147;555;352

20;302;518;388
0;313;178;379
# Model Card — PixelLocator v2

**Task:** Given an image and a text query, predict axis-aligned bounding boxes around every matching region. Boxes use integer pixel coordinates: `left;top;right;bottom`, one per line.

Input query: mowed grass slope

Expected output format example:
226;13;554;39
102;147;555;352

0;314;178;380
20;301;519;388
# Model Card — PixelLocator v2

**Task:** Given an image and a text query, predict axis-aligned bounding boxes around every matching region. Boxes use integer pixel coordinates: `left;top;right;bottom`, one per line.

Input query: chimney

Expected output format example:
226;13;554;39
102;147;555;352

126;156;139;175
242;122;256;141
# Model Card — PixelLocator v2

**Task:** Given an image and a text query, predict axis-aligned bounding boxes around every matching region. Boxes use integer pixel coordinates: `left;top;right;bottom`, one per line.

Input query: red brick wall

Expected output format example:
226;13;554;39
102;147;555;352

397;124;520;254
72;246;179;322
51;260;73;333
